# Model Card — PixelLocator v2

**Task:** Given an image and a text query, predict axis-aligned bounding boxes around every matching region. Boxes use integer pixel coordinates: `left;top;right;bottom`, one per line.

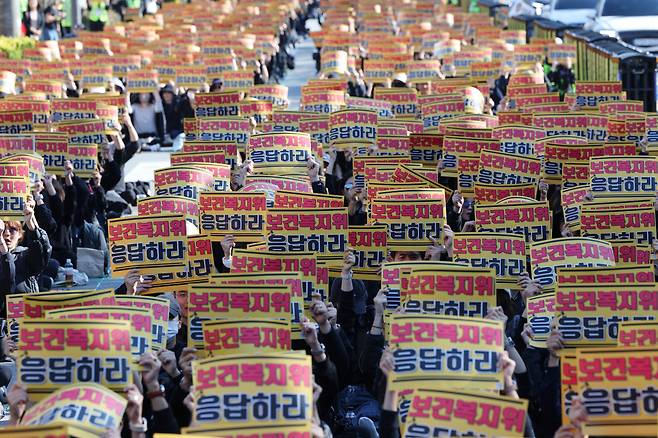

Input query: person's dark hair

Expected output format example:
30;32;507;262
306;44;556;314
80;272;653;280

209;79;223;92
5;221;24;242
129;92;156;105
391;79;407;88
52;178;65;202
553;209;565;238
389;250;423;260
548;184;561;213
334;151;353;177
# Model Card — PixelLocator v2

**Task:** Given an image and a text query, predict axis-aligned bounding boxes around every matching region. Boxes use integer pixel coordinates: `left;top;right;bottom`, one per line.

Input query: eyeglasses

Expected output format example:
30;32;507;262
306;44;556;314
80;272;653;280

5;227;19;234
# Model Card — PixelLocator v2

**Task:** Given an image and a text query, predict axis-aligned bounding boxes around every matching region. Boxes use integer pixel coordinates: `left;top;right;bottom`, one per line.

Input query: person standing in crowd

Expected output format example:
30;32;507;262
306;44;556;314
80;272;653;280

160;85;193;151
22;0;44;39
87;0;109;31
129;91;165;151
0;198;52;306
59;0;73;36
41;0;62;40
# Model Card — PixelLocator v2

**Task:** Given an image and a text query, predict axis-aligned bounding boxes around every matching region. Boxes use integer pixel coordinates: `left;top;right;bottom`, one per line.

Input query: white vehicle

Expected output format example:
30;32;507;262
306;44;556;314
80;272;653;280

541;0;598;25
584;0;658;53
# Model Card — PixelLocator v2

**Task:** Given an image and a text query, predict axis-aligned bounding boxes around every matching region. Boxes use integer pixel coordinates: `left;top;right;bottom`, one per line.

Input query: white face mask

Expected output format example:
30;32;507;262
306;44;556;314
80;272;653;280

167;317;180;339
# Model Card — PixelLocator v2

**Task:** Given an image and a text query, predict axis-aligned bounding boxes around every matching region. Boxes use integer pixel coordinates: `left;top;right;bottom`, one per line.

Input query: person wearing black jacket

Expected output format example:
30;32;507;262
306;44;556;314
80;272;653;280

160;85;194;150
22;0;44;39
0;197;52;316
39;171;75;266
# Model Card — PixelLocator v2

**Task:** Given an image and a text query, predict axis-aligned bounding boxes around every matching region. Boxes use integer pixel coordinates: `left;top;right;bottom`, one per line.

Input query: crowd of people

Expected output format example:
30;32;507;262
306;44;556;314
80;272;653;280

0;0;654;437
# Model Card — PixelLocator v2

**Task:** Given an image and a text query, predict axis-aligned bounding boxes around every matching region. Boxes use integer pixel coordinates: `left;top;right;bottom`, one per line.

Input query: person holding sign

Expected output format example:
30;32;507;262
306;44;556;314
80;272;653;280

128;91;165;151
0;196;51;309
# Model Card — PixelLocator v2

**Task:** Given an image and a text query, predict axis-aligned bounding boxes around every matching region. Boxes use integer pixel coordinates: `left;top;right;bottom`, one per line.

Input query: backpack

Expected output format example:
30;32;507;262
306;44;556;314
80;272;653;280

333;385;380;436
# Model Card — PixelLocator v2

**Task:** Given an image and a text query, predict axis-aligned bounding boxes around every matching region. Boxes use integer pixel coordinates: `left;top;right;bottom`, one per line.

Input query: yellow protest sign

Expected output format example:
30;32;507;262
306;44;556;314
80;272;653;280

67;143;97;178
249;84;289;107
0;175;29;220
140;234;218;296
190;117;251;146
528;237;615;290
46;306;153;359
21;383;127;438
408;59;442;83
374;88;417;118
561;184;589;232
474;182;537;204
576;347;658;436
6;289;116;347
50;98;97;122
492;125;546;157
271;110;313;131
422;99;464;130
273;190;343;209
179;423;310;436
526;293;555;349
192;353;312;427
1;153;44;184
381;261;466;310
610;239;653;267
221;69;253;92
475;200;550;243
153;166;215;200
175;65;207;89
0;110;33;134
387;314;504;391
403;388;527;437
401;265;496;318
17;319;133;399
187;284;292;352
210;272;304;335
194;92;241;118
329;108;378;145
560;352;578;425
369;198;445;251
266;208;349;254
543;141;635;185
22;289;116;319
333;225;388;281
56;119;105;145
0;424;77;438
556;284;658;347
34;133;69;175
580;202;655;247
478;148;541;184
453;232;526;289
137;195;200;227
231;249;323;303
589;156;658;198
171;151;230;178
556;265;654;287
202;318;291;356
107;213;188;277
199;192;266;236
114;295;170;351
247;132;312;174
409;133;442;167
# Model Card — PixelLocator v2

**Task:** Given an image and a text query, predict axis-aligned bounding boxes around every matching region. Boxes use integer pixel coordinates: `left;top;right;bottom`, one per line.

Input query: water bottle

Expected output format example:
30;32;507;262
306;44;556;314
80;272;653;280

64;259;74;287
